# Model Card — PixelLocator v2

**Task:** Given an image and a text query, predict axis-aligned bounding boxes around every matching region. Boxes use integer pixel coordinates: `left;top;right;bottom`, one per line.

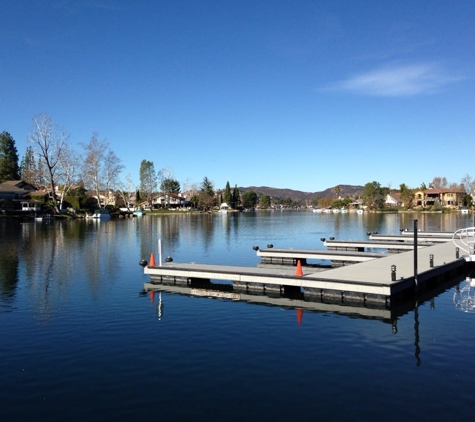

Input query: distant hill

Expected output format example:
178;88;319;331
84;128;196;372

238;185;364;201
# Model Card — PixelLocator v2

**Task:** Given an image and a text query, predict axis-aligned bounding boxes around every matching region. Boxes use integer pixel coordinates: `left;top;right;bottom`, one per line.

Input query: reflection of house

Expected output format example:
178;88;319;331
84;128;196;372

414;188;465;208
0;180;42;210
386;191;403;207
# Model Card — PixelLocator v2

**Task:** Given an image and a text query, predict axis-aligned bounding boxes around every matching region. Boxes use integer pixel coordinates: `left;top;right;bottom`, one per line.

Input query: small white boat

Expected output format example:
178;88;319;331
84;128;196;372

35;214;56;221
312;208;323;213
333;208;340;213
218;203;229;214
323;208;332;213
357;209;364;214
133;210;146;216
340;208;348;213
461;207;469;214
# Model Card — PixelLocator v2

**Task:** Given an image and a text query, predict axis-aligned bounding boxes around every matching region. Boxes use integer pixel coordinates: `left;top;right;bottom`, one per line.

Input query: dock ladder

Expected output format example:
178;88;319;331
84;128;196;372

453;227;475;262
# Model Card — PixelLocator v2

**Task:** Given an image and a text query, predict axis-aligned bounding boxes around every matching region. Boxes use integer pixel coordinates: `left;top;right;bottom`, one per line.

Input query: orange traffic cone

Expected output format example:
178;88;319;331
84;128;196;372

296;308;303;325
295;259;303;277
149;252;156;267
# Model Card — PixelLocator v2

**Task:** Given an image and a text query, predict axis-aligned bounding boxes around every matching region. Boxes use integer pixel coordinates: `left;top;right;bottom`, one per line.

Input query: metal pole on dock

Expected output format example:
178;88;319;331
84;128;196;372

158;239;162;266
414;219;418;290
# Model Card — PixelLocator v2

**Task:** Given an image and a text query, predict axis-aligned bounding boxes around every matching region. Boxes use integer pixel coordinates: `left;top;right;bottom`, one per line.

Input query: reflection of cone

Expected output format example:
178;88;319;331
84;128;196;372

296;308;303;325
295;259;303;277
149;252;156;266
149;290;155;304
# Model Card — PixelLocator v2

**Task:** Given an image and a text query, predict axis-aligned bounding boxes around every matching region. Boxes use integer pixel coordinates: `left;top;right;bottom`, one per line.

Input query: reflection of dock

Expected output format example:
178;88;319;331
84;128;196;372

144;240;471;304
144;272;464;326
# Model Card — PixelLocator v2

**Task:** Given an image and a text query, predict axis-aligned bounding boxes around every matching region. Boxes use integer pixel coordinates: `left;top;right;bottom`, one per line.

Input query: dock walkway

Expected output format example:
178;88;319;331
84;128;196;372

144;240;470;304
256;247;385;265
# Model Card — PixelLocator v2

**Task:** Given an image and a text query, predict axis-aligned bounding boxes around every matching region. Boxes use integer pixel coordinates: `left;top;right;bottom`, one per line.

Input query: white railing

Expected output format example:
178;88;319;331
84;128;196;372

453;227;475;261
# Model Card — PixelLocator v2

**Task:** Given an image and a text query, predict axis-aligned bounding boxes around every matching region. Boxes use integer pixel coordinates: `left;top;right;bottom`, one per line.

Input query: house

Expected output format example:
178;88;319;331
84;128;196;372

385;191;404;207
86;190;118;207
0;180;44;211
151;193;188;209
414;187;465;208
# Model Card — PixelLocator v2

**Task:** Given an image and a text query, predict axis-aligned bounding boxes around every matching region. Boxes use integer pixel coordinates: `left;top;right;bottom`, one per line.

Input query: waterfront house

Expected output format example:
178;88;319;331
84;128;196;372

0;180;43;211
152;193;188;209
385;191;404;207
414;187;465;208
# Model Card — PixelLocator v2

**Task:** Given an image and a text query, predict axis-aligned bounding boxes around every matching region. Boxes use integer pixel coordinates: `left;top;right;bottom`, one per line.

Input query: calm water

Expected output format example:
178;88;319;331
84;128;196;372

1;211;475;421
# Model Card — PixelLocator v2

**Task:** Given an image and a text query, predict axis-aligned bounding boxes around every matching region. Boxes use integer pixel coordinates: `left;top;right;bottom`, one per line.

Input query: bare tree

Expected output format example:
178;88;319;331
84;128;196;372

117;173;137;211
56;143;80;210
430;177;448;189
81;133;123;208
28;113;69;213
103;148;124;205
460;174;474;195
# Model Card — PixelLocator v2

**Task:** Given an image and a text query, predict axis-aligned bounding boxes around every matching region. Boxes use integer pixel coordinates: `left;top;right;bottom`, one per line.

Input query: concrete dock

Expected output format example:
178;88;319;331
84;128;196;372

256;247;386;265
144;239;472;305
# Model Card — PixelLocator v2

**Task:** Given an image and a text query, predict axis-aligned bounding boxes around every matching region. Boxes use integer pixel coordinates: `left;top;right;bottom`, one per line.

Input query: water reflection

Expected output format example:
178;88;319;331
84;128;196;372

453;278;475;313
143;268;469;329
2;212;473;319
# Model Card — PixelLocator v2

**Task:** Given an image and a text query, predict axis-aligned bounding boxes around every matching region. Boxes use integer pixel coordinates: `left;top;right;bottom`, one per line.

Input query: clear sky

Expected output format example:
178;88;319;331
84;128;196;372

1;0;474;193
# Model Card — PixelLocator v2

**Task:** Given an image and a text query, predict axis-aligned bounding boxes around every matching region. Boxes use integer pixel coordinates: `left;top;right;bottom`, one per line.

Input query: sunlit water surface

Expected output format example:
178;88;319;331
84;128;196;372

1;211;475;421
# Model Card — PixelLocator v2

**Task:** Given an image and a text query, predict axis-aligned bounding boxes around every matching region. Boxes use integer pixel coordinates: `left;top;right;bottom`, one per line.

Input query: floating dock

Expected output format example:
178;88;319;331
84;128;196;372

144;233;473;305
256;247;386;265
323;239;436;252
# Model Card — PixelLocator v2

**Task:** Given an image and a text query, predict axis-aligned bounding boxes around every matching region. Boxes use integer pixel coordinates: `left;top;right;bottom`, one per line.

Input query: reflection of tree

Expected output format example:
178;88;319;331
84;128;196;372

0;223;19;302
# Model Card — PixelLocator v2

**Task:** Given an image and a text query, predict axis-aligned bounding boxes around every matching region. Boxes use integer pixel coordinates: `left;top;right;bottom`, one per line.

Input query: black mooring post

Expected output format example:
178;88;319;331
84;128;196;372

414;219;418;290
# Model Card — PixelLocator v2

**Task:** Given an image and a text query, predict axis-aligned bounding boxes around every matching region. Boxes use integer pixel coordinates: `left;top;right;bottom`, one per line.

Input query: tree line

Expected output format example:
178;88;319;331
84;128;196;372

2;115;474;213
0;114;245;213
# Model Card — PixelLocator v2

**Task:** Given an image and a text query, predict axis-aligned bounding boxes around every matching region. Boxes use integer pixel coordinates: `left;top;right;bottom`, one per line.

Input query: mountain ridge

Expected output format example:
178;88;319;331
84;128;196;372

238;185;364;201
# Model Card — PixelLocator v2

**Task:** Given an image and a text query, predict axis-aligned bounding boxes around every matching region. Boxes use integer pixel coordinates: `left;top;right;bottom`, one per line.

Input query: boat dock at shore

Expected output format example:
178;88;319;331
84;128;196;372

143;231;474;305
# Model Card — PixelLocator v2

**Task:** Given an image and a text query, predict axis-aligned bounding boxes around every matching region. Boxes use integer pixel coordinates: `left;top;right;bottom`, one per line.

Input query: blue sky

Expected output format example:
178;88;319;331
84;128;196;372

1;0;474;193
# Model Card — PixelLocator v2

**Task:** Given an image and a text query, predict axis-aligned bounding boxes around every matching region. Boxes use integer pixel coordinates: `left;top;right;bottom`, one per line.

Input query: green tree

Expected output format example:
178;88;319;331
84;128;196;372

20;146;37;185
161;178;180;194
241;191;258;209
160;178;181;208
259;194;271;209
198;176;215;210
200;176;214;196
231;184;240;209
139;160;158;209
0;132;20;182
333;185;341;199
223;181;232;205
362;181;386;209
399;183;414;209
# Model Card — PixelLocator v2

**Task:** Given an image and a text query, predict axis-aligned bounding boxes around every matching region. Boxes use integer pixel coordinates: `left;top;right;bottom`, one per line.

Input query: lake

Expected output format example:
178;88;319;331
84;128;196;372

1;211;475;421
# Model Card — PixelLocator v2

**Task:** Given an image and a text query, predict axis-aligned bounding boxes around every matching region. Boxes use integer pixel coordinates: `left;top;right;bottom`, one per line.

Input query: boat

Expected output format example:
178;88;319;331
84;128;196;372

133;209;146;216
340;208;348;213
35;214;56;221
218;203;229;214
312;208;323;213
461;207;469;214
92;209;111;219
356;209;364;214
